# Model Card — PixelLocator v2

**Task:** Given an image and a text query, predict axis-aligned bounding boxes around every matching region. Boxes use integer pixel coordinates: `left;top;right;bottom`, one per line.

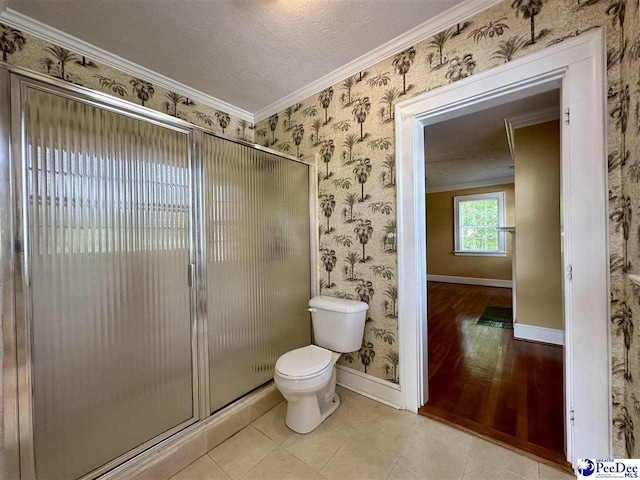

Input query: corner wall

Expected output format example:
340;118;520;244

513;120;563;331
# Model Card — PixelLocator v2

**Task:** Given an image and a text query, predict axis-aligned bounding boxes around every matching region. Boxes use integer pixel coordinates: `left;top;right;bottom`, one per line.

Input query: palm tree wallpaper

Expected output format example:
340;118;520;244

43;45;78;81
512;0;548;44
130;77;155;106
318;87;334;124
256;0;640;457
319;139;335;178
0;23;25;61
391;47;416;94
0;23;252;141
352;96;371;141
2;0;640;456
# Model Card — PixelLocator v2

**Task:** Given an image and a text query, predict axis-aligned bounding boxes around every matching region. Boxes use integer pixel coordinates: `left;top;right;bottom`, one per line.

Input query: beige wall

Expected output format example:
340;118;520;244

426;184;515;280
514;121;563;330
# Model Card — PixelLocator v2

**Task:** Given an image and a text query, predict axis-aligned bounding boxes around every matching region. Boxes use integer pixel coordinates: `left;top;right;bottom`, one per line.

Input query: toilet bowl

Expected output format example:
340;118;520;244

274;345;341;434
273;296;368;434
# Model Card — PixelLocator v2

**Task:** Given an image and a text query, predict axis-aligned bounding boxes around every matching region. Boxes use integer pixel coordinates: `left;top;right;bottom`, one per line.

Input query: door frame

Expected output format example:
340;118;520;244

394;29;610;466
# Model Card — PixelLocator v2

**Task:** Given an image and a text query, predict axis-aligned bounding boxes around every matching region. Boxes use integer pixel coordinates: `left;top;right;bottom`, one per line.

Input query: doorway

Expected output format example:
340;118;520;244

395;30;610;469
419;91;565;465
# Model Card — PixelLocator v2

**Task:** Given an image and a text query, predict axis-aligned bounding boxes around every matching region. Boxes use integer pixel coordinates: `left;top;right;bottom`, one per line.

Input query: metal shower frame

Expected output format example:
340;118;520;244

0;64;317;480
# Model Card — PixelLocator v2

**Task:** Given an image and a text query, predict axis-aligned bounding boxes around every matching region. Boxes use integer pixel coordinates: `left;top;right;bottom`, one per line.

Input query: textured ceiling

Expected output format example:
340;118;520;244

425;90;560;189
8;0;464;113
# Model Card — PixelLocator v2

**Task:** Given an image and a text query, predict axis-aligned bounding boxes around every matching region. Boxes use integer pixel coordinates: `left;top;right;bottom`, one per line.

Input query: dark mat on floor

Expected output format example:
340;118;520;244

477;306;513;328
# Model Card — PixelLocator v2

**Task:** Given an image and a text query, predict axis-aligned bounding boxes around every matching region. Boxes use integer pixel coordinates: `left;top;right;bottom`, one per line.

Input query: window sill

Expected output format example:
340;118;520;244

453;251;507;257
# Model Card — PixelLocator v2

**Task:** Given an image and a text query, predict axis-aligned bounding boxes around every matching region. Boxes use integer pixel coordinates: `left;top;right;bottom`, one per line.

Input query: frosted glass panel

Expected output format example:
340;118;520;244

204;135;311;411
24;88;194;480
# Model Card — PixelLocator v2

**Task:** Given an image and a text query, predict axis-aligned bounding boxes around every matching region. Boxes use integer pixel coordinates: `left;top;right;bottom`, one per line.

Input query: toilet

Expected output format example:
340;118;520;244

273;296;368;434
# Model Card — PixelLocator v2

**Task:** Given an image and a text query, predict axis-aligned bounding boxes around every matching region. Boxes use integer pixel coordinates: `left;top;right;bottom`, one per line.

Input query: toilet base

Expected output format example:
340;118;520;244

320;393;340;421
285;392;340;434
275;352;343;434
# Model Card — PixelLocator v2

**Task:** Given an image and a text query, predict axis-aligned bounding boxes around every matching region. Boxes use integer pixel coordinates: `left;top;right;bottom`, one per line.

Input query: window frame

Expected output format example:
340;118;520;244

453;191;506;257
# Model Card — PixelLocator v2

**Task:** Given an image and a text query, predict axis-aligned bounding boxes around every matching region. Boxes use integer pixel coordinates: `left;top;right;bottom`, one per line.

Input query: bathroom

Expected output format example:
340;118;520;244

0;0;637;479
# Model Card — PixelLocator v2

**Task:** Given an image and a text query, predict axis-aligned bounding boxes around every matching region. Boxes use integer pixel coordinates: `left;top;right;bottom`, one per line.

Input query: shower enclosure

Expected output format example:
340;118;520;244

0;69;312;480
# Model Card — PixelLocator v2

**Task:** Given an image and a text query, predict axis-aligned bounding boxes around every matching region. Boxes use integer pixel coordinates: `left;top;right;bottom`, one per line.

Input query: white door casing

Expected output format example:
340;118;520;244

394;29;609;466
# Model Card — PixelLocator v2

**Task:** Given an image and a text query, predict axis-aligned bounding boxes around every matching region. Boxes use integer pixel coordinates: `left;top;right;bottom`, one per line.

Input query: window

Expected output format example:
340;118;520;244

453;191;506;256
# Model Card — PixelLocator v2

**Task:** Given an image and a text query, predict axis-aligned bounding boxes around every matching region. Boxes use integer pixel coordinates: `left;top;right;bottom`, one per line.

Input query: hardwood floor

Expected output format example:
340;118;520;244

418;282;567;469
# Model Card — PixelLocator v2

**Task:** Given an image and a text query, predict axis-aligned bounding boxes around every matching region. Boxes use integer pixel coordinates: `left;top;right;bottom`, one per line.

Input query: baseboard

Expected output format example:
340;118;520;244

336;365;403;409
427;274;512;288
514;323;564;346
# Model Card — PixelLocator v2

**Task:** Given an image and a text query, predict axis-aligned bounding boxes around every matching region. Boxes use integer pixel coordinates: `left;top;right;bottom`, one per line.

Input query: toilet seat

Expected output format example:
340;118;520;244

276;345;333;379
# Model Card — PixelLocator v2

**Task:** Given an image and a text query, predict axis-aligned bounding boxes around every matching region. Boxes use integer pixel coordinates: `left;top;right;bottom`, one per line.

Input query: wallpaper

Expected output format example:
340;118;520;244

0;25;254;142
255;0;639;457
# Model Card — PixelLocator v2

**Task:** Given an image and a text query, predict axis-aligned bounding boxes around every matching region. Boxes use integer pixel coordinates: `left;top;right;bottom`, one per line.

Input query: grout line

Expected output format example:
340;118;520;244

207;452;234;479
209;456;231;480
238;447;280;480
385;451;402;480
315;429;347;474
460;450;474;479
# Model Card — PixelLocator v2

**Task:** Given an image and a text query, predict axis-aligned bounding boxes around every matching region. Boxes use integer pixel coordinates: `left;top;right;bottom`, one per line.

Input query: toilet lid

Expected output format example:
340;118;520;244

276;345;333;378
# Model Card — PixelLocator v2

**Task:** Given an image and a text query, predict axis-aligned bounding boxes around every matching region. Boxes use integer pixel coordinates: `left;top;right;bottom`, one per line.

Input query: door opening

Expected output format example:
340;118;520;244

395;30;610;469
420;90;566;467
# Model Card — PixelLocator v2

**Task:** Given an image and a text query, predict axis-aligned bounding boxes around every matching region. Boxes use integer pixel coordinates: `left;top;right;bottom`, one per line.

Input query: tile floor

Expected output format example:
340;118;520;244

169;387;575;480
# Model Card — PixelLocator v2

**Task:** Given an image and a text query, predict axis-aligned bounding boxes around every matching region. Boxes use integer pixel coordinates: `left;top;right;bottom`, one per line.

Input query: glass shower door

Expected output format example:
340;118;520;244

22;86;196;480
203;135;311;412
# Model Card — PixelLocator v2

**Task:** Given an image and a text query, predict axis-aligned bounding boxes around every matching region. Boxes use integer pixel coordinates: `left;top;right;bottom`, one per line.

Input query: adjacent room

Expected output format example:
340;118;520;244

421;91;565;465
0;1;635;479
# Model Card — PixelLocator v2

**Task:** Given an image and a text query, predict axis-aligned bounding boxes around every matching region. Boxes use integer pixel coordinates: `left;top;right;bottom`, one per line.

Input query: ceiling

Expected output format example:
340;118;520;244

424;90;560;191
6;0;464;114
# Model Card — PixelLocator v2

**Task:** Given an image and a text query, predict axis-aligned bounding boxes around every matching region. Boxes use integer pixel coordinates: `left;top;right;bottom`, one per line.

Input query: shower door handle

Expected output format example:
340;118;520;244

187;264;195;287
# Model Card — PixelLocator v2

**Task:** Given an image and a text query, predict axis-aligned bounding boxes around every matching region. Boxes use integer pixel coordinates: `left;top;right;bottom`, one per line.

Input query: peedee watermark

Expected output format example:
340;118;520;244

577;459;640;478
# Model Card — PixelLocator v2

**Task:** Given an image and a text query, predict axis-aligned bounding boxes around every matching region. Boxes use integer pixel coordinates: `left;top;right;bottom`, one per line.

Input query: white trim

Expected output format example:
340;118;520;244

335;365;403;409
395;30;610;467
427;274;512;288
514;324;564;346
426;176;514;193
505;106;561;160
506;105;560;129
253;0;503;122
454;191;506;255
453;251;507;257
309;155;320;296
0;8;254;123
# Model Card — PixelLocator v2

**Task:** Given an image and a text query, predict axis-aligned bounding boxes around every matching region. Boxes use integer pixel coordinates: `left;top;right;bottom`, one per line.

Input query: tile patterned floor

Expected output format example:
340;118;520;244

170;387;576;480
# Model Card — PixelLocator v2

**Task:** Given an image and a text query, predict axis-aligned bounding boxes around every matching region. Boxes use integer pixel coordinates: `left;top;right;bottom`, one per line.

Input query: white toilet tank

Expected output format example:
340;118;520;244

308;296;368;352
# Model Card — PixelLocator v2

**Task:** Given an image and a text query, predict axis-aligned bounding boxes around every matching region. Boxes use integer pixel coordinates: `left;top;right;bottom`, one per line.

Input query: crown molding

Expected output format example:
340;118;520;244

505;105;560;129
504;106;560;159
0;8;254;123
253;0;503;123
426;175;514;193
2;0;505;124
